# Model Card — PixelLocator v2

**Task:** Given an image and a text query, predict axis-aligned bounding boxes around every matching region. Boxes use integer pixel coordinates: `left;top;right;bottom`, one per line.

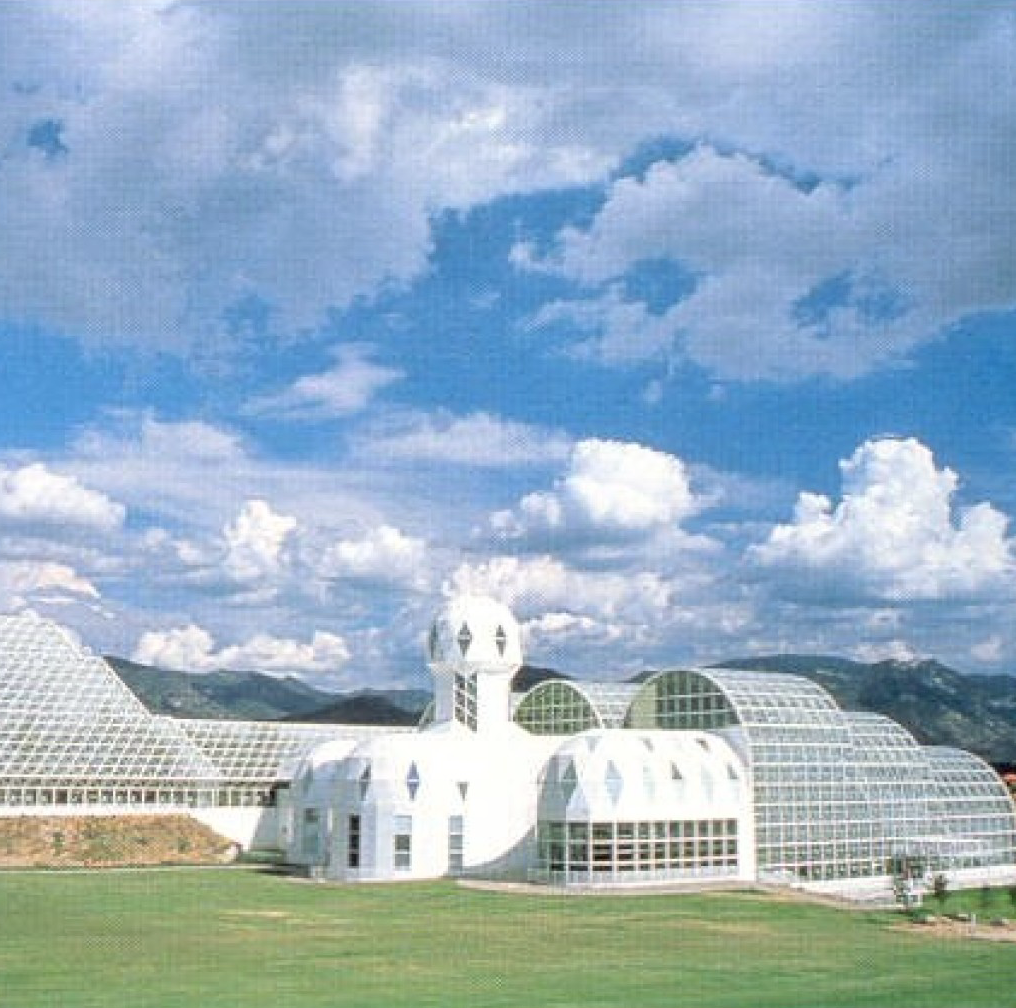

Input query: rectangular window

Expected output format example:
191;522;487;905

393;815;412;870
448;815;463;874
453;673;478;731
348;814;361;869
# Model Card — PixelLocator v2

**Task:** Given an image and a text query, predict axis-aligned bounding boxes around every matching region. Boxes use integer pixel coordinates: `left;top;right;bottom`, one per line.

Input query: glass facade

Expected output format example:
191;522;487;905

514;681;639;735
0;615;407;813
528;667;1016;885
923;747;1016;870
537;818;739;883
1;611;1013;889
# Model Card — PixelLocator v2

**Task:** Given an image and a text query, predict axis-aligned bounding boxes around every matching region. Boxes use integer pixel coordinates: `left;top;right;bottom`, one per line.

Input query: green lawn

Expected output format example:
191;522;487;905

0;869;1014;1008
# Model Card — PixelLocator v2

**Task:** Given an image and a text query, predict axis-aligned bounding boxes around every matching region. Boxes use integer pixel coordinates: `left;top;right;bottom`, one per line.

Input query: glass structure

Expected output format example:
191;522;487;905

1;608;1014;891
522;667;1016;886
0;614;406;812
514;681;639;734
923;747;1016;869
537;818;739;880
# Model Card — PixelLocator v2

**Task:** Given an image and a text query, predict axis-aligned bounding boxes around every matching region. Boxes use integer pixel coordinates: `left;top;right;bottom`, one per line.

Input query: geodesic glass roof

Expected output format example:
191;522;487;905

0;614;219;784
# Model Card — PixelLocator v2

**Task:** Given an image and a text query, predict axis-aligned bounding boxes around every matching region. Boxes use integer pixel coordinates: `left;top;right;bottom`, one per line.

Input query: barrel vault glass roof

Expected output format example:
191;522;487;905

513;680;639;734
519;666;1016;882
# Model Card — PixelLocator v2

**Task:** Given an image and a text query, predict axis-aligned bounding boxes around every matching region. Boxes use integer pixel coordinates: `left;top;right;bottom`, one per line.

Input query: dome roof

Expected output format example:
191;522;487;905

342;731;480;806
539;729;747;822
426;595;522;672
292;737;359;802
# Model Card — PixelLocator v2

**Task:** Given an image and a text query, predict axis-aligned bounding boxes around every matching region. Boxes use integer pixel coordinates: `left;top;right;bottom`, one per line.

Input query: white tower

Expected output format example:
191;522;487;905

426;596;522;733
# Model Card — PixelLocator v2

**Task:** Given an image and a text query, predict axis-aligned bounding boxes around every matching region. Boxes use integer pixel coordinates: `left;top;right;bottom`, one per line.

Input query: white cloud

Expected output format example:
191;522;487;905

850;640;924;664
221;499;297;584
491;438;702;542
750;437;1016;603
311;524;430;591
0;560;99;604
353;410;572;467
246;344;404;419
447;554;673;624
529;285;677;366
524;146;950;381
971;634;1006;663
445;552;755;674
66;413;390;537
0;5;1010;382
0;463;125;531
133;622;350;674
523;610;624;651
0;4;615;353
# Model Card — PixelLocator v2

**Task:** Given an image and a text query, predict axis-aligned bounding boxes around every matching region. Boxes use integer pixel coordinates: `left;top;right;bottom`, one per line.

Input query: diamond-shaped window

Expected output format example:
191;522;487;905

428;625;441;661
457;623;473;657
358;764;372;801
457;780;469;801
406;762;421;800
494;625;507;656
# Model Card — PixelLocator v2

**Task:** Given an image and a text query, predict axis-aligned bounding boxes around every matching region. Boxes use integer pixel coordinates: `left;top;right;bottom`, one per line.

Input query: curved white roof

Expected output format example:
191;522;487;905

539;729;748;823
427;595;522;672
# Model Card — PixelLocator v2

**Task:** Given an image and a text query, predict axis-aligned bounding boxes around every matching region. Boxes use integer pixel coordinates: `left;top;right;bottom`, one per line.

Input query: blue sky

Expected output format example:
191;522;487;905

0;1;1013;686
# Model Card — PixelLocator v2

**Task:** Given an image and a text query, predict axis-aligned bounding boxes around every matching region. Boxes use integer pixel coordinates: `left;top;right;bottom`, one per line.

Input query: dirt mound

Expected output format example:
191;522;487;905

0;814;239;868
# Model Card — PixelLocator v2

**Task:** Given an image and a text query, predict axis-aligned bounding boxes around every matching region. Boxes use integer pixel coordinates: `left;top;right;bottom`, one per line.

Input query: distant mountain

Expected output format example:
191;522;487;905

106;657;339;721
283;689;432;726
712;655;1016;764
108;659;567;725
107;652;1016;765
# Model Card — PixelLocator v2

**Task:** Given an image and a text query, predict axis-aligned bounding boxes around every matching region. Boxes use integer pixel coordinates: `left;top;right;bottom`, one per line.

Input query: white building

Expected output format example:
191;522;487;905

1;599;1015;896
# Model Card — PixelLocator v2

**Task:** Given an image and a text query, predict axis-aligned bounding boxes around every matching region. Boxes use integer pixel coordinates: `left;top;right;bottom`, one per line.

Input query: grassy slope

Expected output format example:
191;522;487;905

0;870;1014;1008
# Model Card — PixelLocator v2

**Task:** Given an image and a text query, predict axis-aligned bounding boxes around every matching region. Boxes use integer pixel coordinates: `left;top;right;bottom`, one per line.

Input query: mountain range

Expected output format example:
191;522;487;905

107;654;1016;765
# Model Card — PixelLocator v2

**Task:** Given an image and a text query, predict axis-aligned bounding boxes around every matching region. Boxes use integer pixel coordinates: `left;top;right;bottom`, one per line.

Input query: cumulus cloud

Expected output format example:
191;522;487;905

0;561;99;613
850;639;925;664
445;552;754;673
133;623;350;674
447;554;673;625
0;4;1009;385
311;524;430;591
750;437;1016;603
0;3;614;353
352;410;572;467
245;344;404;419
490;438;702;544
523;146;949;381
0;560;98;597
0;463;125;531
221;499;297;584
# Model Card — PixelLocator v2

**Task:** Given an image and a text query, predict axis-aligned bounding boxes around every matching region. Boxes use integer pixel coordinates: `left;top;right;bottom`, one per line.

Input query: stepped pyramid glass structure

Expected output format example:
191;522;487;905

0;614;396;819
1;603;1014;898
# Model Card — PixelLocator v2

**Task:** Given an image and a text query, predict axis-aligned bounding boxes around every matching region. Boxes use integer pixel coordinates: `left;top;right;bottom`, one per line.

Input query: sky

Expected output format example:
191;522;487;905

0;1;1014;688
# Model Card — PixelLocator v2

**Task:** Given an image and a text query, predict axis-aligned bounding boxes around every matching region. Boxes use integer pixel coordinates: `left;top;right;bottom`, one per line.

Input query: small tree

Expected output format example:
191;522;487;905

931;872;950;912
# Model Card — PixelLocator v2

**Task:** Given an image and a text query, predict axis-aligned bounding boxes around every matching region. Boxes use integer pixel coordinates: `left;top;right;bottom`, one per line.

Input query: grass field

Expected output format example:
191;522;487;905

1;869;1014;1008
